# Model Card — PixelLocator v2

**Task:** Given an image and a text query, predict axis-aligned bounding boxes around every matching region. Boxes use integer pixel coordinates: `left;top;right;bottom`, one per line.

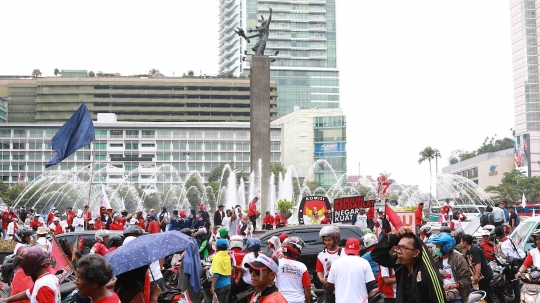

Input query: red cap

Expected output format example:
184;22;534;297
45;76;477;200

345;238;360;255
279;232;288;243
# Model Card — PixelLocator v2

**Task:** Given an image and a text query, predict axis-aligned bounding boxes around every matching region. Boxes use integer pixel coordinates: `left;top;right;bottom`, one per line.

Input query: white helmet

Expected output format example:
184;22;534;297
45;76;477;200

319;225;340;238
363;233;378;249
95;230;112;242
483;225;495;233
229;235;243;249
420;225;432;234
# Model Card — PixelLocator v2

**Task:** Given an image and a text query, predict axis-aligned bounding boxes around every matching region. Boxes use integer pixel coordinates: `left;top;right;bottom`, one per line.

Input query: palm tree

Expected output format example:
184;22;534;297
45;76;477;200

418;146;441;217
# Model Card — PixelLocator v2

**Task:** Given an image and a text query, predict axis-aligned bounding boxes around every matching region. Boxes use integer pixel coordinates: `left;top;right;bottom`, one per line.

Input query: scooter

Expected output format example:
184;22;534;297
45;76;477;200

519;268;540;303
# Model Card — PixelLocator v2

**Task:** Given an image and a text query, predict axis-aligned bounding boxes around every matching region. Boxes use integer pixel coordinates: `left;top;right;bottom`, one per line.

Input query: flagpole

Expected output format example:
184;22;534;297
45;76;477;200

86;141;95;230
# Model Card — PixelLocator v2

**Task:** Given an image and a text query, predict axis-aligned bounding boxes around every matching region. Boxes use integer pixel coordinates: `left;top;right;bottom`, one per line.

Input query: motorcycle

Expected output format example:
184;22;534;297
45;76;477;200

490;253;510;303
469;290;487;303
367;288;383;303
200;257;213;303
519;268;540;303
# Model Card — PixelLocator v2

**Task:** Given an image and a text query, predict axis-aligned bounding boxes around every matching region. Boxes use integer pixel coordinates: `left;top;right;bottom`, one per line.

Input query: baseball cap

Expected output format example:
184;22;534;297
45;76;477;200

217;239;228;249
345;238;361;255
481;230;491;236
149;214;156;220
53;217;60;222
36;227;47;235
245;254;279;273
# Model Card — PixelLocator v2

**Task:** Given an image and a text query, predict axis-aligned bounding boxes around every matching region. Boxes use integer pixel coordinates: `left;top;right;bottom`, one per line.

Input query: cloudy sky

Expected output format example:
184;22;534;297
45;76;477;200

0;1;514;192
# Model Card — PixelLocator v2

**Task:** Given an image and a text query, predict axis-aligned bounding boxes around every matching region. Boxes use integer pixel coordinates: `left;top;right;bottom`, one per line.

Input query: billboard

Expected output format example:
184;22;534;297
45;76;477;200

332;195;375;223
298;196;332;225
514;134;531;177
314;143;345;153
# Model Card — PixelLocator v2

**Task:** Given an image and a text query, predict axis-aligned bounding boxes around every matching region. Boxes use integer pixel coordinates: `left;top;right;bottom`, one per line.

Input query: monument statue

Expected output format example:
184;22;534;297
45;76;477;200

235;7;278;58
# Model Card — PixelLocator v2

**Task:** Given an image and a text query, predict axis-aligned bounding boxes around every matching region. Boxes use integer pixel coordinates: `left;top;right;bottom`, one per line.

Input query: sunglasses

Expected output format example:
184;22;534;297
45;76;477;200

248;268;268;276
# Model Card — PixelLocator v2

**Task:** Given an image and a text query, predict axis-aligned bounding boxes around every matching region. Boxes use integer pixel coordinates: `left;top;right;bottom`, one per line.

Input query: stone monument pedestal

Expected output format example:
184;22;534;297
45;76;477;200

250;56;271;215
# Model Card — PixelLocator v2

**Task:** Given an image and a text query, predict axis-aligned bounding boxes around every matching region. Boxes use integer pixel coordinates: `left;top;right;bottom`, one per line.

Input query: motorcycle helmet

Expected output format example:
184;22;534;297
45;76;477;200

95;230;112;242
13;245;51;276
123;225;144;237
319;225;340;238
420;225;432;235
180;228;193;237
483;225;495;234
282;236;305;257
439;226;452;234
531;229;540;239
246;238;261;252
363;233;378;249
109;235;123;248
121;209;129;217
229;235;244;250
428;233;456;254
218;227;229;238
193;229;207;240
268;236;281;251
15;228;35;244
452;229;465;239
363;228;372;235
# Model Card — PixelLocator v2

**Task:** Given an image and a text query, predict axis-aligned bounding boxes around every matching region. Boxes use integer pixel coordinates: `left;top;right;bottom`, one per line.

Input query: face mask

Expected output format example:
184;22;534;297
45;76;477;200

434;248;443;258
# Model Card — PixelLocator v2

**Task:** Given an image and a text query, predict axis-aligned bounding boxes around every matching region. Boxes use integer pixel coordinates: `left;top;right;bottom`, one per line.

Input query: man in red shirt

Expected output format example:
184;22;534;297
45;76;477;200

83;205;92;230
320;210;332;225
248;197;258;230
109;213;124;230
52;218;63;235
415;203;424;235
46;207;56;226
275;212;286;228
147;214;161;234
262;211;275;230
29;216;42;231
65;207;76;232
1;210;11;239
93;217;105;230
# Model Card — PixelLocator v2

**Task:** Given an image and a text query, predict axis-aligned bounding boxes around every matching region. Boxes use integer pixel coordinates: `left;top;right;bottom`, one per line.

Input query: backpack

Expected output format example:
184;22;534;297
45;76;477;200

380;217;391;233
480;213;493;227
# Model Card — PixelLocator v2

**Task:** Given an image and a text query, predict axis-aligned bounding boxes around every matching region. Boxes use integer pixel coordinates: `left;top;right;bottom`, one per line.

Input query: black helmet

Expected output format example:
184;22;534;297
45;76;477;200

123;225;144;236
531;229;540;238
439;226;452;234
109;235;123;247
121;209;129;217
180;228;192;237
15;228;35;244
194;229;207;240
13;245;50;276
452;229;465;239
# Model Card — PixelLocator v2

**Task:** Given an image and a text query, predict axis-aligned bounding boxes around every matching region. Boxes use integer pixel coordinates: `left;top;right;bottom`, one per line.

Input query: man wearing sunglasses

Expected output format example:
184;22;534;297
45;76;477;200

372;226;446;303
245;254;287;303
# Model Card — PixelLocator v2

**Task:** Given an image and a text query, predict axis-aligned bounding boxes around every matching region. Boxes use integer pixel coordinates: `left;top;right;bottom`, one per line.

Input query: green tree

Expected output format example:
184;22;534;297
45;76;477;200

88;71;95;77
485;170;525;203
97;71;104;77
149;69;164;77
184;175;205;209
271;163;287;187
54;68;60;77
32;69;42;78
418;146;441;216
184;70;194;77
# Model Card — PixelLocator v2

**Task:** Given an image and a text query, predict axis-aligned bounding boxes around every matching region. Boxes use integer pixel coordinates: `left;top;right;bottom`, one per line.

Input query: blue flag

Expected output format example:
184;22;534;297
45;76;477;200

46;103;95;168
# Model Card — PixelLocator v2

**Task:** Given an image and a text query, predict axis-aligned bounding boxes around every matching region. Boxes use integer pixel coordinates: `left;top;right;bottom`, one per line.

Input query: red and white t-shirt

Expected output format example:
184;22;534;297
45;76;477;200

276;258;311;303
380;266;396;299
316;247;344;279
94;290;120;303
524;247;540;268
240;252;258;284
25;273;60;303
327;255;375;303
90;242;109;256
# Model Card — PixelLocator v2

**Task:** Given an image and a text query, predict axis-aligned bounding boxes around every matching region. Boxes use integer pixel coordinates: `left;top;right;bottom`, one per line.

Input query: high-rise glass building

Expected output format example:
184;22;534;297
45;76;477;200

509;0;540;176
219;0;340;117
219;0;245;77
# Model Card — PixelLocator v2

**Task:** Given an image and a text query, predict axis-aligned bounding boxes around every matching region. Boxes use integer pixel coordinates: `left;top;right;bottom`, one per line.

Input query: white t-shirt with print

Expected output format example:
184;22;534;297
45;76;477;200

276;258;311;303
240;252;258;284
354;214;368;229
327;255;375;303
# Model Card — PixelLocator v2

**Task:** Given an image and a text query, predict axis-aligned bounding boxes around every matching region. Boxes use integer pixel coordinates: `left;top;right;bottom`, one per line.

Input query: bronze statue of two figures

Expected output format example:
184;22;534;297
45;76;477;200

234;7;279;61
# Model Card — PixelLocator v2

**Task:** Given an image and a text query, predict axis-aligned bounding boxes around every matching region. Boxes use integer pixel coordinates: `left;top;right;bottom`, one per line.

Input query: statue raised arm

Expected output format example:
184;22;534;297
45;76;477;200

233;7;273;56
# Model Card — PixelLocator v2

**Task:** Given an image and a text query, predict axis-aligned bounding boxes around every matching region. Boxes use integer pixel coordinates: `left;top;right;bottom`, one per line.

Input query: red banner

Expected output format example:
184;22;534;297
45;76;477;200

49;236;74;282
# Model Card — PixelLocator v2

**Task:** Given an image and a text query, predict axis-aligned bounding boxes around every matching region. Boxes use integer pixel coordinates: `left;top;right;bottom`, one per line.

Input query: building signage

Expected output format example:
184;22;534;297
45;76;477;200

514;134;531;177
489;165;498;176
332;195;375;223
314;143;345;153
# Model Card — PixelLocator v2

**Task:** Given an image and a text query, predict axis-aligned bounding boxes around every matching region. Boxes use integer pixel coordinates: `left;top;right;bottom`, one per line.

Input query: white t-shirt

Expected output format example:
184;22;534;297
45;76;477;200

441;259;456;285
26;273;61;303
500;238;525;260
354;214;368;229
327;255;375;303
446;201;455;218
276;258;311;303
36;237;52;254
316;247;344;294
450;219;462;230
73;216;85;232
221;216;231;231
241;252;258;284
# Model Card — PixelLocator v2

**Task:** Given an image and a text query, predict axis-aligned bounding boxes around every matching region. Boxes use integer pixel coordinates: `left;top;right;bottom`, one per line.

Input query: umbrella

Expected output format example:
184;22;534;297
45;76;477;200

105;231;198;276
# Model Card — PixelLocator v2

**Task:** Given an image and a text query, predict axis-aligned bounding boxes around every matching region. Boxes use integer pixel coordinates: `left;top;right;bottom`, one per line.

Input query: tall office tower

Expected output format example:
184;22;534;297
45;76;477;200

509;0;539;176
219;0;245;77
219;0;340;117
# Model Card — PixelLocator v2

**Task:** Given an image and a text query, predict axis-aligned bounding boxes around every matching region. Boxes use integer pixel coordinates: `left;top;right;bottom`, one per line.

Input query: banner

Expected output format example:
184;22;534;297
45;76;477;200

298;196;331;225
514;134;531;177
333;195;375;223
49;236;74;282
393;211;415;233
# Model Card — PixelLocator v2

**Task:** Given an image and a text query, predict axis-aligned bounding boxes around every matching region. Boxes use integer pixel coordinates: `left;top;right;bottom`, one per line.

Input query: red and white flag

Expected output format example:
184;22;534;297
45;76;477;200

23;173;28;182
102;185;111;209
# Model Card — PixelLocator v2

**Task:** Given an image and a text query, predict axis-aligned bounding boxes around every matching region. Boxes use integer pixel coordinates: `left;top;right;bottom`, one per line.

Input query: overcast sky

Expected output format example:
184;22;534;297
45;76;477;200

0;1;514;193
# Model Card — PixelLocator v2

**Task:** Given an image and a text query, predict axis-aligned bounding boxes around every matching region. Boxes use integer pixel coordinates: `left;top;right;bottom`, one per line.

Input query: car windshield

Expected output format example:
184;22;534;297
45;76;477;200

511;221;535;241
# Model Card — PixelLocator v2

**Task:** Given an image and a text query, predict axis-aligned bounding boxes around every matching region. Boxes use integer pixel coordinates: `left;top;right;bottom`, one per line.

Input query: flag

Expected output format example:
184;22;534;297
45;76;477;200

102;185;111;209
49;236;74;283
522;192;527;209
46;103;95;168
23;173;27;182
16;171;20;182
385;204;403;229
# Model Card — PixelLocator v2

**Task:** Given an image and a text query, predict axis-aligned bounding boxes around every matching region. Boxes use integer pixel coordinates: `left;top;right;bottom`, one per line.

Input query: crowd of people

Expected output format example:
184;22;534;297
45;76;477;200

0;197;537;303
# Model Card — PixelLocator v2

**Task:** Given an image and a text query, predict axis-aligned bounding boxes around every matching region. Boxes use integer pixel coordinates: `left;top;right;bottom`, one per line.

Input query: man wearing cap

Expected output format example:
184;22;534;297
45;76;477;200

36;227;52;253
83;205;92;230
148;214;161;234
29;215;42;231
211;239;231;303
214;205;226;227
245;254;287;303
65;207;76;232
327;238;376;303
320;210;332;224
52;217;63;235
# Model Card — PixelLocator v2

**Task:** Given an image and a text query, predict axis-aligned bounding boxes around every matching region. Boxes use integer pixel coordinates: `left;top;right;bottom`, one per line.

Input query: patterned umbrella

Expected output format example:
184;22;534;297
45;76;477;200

105;231;197;276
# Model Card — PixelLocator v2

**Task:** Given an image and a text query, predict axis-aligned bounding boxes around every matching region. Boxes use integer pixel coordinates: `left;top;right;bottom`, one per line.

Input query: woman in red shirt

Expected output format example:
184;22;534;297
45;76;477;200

91;230;111;256
109;213;124;231
147;214;160;234
93;217;105;230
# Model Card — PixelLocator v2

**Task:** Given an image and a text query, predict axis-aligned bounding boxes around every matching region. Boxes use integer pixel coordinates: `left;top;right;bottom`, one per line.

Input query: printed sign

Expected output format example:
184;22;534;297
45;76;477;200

333;196;375;223
314;143;345;153
298;196;332;225
394;211;416;233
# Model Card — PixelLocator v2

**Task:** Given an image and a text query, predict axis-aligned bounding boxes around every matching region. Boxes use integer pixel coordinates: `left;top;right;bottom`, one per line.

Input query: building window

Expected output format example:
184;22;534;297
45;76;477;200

0;130;10;138
205;131;218;139
157;154;171;160
110;143;123;148
29;130;43;138
13;130;26;137
110;130;123;138
126;130;139;138
157;143;171;150
95;155;106;161
141;143;155;148
221;143;234;151
157;130;171;138
220;131;234;139
141;130;155;138
29;142;42;149
190;142;203;151
205;142;218;151
189;130;203;139
12;155;25;160
125;143;138;150
236;143;249;151
95;143;106;150
0;143;9;149
45;129;58;138
172;143;187;150
13;143;25;150
95;130;107;138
